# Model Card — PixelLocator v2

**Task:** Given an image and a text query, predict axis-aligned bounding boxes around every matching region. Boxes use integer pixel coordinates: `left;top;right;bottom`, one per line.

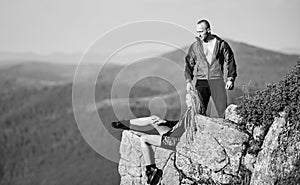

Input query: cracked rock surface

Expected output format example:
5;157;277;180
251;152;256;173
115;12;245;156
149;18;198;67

249;113;295;185
118;114;248;185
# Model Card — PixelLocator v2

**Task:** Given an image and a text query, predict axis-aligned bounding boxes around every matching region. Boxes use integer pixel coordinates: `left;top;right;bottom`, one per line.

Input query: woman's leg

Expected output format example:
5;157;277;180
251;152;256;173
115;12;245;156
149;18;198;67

112;116;171;135
112;116;157;131
130;116;171;135
140;134;162;165
140;134;164;184
129;116;156;132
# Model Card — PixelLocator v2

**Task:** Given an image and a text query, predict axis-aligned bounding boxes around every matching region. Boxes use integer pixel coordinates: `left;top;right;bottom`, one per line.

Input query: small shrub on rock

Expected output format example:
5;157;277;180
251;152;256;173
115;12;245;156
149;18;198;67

236;61;300;155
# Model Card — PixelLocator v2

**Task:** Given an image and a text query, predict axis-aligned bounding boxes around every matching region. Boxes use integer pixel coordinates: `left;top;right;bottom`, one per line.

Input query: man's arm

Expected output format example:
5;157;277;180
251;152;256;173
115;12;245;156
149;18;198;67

184;45;196;91
222;41;237;90
184;55;194;82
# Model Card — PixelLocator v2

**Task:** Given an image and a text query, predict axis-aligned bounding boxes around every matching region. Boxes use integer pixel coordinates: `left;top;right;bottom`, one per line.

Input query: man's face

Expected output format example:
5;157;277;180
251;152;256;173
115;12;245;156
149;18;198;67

196;23;210;41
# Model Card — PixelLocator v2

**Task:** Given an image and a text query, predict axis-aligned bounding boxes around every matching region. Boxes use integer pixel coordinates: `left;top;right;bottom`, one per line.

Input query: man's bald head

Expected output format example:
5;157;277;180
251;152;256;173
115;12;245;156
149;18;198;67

197;19;211;29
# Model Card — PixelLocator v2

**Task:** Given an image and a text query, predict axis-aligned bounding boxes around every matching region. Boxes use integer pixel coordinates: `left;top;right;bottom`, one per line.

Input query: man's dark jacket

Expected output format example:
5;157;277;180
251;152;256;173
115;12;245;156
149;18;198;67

185;35;237;82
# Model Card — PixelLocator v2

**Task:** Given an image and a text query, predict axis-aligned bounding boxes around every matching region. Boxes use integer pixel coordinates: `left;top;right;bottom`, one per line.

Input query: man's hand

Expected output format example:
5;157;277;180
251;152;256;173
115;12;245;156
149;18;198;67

225;80;234;90
186;81;193;91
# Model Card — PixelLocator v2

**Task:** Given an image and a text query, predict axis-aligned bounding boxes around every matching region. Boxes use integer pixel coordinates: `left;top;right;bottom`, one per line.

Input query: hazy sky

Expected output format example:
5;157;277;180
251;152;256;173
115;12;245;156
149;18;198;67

1;0;300;54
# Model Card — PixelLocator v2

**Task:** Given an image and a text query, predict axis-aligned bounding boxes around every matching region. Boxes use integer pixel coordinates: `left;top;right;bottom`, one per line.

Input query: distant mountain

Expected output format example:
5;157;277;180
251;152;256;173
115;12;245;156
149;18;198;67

0;62;75;81
0;61;124;89
0;51;82;65
1;40;298;91
227;40;299;88
281;47;300;55
0;83;121;185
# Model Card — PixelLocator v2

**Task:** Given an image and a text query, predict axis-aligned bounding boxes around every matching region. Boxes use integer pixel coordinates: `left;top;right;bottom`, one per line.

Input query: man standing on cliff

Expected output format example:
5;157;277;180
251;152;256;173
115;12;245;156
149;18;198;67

185;19;237;118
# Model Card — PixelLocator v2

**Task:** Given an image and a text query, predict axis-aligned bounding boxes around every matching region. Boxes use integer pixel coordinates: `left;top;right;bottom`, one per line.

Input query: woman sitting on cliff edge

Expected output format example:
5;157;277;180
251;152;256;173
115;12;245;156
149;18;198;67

111;89;204;185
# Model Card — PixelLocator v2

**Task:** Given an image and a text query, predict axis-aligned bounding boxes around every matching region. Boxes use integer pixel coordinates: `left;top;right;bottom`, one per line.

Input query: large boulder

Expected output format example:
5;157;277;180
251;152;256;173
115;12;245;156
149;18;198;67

118;114;249;185
250;112;300;185
225;104;242;124
175;115;249;184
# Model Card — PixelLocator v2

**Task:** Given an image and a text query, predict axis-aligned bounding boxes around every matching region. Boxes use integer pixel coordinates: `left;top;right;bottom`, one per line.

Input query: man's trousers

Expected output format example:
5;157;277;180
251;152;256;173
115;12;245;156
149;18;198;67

195;79;227;118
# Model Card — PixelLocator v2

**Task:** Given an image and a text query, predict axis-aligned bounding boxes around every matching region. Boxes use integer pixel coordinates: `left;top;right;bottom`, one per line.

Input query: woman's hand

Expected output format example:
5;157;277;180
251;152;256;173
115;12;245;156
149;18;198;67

150;115;166;125
186;81;193;91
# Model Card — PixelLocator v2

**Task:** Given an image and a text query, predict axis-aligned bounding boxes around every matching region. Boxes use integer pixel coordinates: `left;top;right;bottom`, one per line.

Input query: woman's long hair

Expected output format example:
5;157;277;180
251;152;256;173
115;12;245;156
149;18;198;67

184;88;205;144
